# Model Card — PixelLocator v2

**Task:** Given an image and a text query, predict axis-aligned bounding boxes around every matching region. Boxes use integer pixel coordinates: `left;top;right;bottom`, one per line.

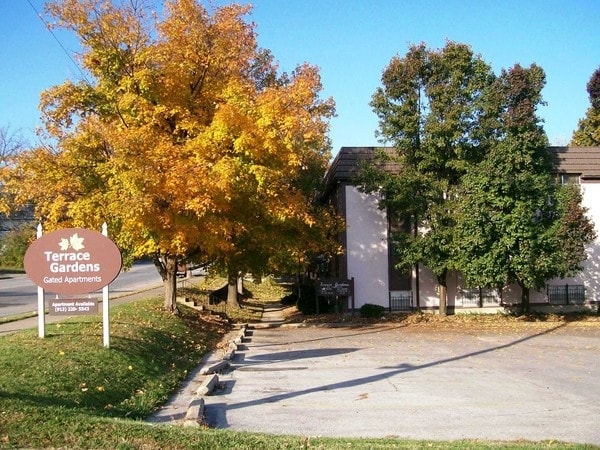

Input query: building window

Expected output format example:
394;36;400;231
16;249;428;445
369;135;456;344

557;173;580;185
547;284;586;305
458;287;500;307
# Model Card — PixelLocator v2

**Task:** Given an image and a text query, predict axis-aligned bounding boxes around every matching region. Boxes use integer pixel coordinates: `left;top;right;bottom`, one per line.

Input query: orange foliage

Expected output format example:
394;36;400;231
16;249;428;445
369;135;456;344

2;0;339;309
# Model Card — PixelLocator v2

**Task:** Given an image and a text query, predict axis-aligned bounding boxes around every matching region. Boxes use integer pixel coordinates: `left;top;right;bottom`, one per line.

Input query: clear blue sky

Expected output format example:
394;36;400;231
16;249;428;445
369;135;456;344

1;1;599;155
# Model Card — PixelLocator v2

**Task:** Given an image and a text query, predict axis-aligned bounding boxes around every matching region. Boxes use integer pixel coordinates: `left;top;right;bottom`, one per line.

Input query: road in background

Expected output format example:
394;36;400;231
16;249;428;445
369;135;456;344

0;260;162;318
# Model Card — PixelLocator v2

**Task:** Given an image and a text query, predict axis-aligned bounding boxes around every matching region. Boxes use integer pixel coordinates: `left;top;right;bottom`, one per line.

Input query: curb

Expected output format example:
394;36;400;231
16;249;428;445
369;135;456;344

196;373;219;396
183;397;205;427
182;324;248;427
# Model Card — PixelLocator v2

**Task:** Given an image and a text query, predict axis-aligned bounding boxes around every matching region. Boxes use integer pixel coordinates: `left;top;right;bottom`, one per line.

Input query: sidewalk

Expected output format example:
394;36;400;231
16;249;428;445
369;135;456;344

148;301;287;425
254;302;286;327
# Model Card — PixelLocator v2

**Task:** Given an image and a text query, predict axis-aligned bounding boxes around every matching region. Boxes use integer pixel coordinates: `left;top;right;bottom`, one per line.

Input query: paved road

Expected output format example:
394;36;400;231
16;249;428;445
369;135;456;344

0;285;165;336
0;260;162;317
0;266;205;336
199;313;600;445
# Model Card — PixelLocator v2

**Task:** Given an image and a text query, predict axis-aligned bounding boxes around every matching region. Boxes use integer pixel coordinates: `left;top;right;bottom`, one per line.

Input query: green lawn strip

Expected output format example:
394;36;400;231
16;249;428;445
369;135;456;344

0;311;37;325
0;295;592;449
0;267;25;275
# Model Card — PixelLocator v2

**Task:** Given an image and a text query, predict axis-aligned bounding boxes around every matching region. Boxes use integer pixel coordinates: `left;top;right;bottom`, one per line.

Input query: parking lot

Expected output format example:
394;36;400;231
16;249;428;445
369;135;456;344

201;320;600;445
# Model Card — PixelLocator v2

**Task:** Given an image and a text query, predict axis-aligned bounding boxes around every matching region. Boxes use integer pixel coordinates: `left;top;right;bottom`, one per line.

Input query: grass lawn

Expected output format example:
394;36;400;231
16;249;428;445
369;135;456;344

0;279;595;449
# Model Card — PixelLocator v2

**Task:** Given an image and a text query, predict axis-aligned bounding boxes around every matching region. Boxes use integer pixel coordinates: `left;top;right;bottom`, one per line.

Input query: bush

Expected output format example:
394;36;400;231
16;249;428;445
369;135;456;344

295;283;316;314
0;225;36;268
360;303;386;319
281;291;297;305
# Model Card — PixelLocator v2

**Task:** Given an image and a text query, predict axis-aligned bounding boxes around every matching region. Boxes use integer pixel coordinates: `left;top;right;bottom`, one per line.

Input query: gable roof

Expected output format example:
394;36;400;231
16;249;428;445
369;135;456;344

321;147;399;197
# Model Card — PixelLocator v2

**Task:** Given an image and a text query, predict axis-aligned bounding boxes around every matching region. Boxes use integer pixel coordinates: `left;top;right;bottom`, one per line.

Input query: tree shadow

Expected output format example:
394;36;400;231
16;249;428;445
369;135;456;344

249;323;410;348
239;347;359;366
224;322;567;412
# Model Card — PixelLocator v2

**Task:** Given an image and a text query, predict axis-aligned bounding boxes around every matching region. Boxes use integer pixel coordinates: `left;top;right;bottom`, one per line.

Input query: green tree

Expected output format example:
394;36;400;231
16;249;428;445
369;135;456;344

552;184;597;276
362;41;494;315
571;66;600;146
455;64;595;313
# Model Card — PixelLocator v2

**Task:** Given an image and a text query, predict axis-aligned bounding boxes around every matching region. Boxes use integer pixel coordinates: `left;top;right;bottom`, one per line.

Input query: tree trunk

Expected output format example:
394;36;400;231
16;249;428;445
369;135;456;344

227;270;241;308
153;253;179;314
237;275;244;295
438;284;448;316
438;269;448;317
518;281;530;315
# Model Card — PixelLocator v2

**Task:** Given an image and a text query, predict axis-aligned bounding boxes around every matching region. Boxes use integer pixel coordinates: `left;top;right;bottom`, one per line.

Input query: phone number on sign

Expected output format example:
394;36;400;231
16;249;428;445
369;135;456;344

54;306;93;313
48;300;98;315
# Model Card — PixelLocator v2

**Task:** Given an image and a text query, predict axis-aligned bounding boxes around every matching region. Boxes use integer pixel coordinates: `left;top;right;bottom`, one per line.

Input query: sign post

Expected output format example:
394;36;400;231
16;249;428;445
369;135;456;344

36;224;45;338
24;225;122;346
102;223;110;348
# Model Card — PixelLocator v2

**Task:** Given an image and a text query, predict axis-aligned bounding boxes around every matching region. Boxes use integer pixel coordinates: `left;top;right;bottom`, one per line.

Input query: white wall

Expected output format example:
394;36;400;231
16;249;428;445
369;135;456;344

417;268;479;309
343;181;600;311
415;265;438;308
579;182;600;303
345;186;389;309
536;182;600;304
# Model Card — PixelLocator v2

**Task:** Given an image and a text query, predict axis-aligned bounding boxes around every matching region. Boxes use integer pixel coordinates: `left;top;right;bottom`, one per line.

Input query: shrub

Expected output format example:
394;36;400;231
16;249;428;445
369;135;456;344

0;225;35;268
295;283;315;314
281;291;297;305
360;303;385;319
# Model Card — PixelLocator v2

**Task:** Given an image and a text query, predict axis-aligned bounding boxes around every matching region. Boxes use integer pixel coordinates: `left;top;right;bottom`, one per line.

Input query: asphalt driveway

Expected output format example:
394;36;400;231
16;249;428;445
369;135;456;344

201;320;600;445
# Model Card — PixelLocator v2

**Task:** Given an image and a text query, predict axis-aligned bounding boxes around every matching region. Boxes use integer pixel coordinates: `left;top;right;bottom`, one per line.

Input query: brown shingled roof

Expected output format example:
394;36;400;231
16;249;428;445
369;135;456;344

551;146;600;180
322;146;600;199
322;146;399;192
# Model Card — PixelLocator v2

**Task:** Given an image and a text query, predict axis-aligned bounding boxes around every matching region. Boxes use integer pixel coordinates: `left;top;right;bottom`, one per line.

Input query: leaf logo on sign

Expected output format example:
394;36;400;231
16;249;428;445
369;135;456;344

58;233;85;251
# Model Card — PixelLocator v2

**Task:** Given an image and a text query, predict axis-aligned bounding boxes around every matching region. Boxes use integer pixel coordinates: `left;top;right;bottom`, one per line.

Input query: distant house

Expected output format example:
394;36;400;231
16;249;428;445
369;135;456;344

0;204;34;238
321;146;600;313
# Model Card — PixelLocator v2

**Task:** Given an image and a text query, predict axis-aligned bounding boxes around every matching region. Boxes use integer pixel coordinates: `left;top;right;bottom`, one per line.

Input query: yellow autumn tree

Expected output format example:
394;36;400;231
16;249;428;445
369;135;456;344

192;65;342;306
1;0;336;312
